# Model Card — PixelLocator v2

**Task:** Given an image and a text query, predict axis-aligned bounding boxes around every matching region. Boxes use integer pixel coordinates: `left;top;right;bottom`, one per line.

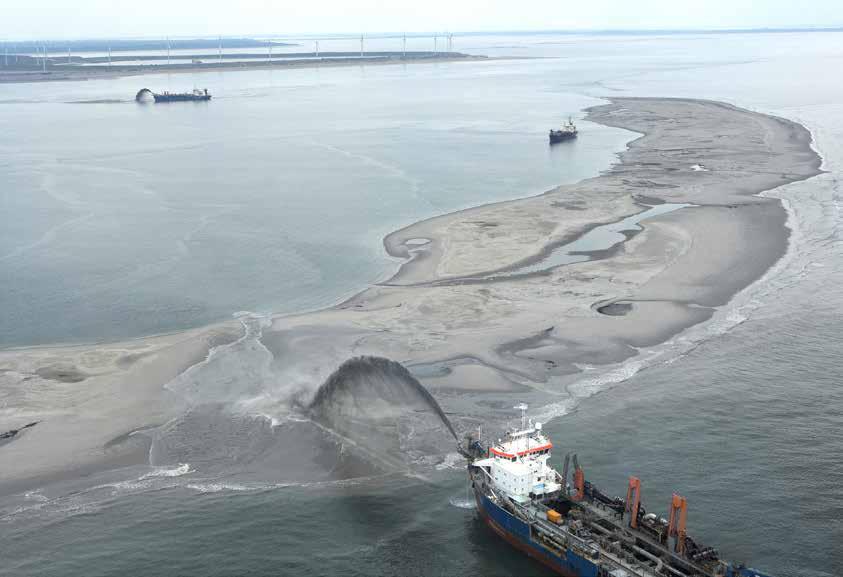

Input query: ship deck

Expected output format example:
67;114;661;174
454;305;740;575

521;499;664;577
475;467;725;577
538;497;719;576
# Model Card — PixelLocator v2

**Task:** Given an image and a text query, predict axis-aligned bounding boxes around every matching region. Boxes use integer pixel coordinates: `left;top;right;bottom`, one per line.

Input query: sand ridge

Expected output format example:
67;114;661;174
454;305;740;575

0;97;822;493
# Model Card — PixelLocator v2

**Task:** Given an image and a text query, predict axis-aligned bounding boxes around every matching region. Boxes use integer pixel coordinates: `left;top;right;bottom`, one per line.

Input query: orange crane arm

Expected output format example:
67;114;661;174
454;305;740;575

667;493;688;554
573;467;585;501
571;454;585;501
625;476;642;528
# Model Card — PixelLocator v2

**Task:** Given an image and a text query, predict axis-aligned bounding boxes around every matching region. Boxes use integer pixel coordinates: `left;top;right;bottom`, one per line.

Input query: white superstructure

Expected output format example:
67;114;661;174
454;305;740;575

471;404;562;503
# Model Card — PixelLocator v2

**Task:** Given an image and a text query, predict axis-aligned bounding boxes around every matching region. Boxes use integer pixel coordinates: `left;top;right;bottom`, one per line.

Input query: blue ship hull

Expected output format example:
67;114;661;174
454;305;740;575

473;488;774;577
474;489;598;577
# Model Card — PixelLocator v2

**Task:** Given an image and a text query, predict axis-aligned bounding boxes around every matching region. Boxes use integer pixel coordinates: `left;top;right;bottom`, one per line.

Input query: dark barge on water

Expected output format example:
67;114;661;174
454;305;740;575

135;88;211;103
550;117;578;143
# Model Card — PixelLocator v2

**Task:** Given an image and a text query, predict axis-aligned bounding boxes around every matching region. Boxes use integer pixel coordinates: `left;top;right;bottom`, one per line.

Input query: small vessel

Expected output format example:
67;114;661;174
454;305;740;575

153;88;211;102
135;88;211;103
460;405;773;577
550;117;578;143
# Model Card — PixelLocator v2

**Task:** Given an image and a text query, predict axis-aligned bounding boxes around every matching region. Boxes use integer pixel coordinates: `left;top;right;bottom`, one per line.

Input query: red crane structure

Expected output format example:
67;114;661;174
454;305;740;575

625;476;642;529
668;493;689;554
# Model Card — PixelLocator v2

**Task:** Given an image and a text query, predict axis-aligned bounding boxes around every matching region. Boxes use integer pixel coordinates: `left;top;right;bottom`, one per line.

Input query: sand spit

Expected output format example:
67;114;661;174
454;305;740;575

271;98;820;385
0;323;242;493
0;98;822;494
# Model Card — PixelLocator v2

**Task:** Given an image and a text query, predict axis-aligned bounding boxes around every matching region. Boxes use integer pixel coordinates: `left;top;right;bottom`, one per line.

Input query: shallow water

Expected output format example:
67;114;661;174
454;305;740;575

486;202;691;279
2;30;843;577
0;59;630;347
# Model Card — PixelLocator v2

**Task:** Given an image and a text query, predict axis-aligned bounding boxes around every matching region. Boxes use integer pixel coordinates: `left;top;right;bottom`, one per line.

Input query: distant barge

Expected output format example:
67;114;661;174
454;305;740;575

135;88;211;103
550;117;578;143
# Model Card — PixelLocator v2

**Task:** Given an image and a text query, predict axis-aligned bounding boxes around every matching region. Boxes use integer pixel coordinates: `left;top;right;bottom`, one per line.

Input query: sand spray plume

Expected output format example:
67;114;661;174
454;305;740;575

308;356;459;443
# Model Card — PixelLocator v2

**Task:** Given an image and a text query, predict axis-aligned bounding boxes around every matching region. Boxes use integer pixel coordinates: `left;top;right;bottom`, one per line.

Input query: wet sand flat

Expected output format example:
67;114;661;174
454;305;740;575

0;97;822;494
268;97;820;385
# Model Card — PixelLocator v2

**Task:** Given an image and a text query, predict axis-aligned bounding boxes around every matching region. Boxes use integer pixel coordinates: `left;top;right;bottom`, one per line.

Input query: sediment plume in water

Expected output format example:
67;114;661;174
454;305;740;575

309;356;459;443
150;356;459;483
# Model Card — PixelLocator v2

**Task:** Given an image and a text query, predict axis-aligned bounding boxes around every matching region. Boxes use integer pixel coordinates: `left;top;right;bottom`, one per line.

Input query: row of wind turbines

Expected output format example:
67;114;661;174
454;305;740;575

1;33;458;69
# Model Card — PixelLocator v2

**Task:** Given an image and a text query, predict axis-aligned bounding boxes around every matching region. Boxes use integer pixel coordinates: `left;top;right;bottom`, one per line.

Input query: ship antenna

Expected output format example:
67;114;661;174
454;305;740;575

514;403;528;430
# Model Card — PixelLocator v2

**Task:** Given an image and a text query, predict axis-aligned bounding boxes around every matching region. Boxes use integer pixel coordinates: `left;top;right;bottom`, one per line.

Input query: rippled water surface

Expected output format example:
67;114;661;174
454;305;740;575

2;31;842;577
0;55;629;347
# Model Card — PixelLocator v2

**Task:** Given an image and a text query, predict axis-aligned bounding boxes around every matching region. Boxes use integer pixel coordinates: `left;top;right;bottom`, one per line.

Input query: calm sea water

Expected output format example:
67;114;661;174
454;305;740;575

2;31;842;577
0;53;630;347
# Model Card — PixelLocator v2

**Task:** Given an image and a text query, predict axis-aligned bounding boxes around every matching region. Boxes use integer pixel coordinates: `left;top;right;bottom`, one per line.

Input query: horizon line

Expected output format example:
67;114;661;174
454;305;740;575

4;25;843;43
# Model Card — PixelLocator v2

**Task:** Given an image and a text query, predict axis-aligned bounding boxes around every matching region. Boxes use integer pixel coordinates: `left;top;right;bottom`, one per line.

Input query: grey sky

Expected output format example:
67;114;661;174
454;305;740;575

3;0;843;40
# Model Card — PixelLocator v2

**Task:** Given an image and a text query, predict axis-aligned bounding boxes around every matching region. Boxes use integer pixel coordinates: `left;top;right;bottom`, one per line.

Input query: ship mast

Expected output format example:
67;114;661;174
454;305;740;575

515;403;528;431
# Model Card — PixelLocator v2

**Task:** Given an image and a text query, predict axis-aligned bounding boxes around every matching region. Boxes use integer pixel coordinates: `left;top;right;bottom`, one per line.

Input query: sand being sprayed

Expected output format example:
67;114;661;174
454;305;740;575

308;356;459;442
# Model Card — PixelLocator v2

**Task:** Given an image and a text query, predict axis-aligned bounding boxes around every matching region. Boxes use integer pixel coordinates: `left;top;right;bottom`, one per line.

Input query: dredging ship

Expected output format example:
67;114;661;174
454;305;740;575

135;88;211;103
459;405;773;577
550;118;578;143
